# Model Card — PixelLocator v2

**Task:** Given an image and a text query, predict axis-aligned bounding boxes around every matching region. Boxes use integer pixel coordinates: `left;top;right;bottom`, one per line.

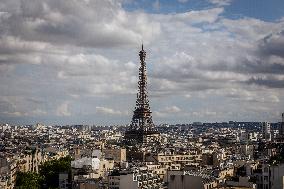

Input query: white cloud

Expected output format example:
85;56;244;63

191;110;218;117
30;109;47;116
208;0;232;6
95;106;127;115
154;8;224;24
154;106;182;117
56;101;71;116
184;94;191;98
0;0;283;124
55;53;138;96
164;106;182;113
221;18;284;41
2;111;24;117
1;0;160;48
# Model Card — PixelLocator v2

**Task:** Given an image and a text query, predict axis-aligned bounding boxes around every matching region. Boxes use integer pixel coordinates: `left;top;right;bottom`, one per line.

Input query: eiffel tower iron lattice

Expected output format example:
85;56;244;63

125;45;159;144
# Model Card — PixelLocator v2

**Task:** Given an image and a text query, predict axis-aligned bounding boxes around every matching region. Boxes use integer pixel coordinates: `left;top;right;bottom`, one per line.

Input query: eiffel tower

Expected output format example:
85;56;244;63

125;45;159;144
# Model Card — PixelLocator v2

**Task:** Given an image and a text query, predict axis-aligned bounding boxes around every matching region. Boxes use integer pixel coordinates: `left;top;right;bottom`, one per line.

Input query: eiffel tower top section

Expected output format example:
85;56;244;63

129;44;154;132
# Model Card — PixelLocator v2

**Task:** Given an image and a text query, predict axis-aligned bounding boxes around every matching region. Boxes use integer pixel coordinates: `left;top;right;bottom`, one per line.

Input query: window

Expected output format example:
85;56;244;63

264;176;268;182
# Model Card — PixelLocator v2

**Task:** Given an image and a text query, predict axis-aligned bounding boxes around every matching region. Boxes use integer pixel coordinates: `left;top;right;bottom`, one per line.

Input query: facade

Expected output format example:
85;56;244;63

0;158;16;189
146;152;197;178
18;148;46;173
255;164;271;189
279;113;284;138
240;144;254;158
226;176;256;188
72;179;100;189
103;148;126;163
71;157;114;180
59;173;69;189
262;122;271;141
252;163;284;189
270;164;284;189
0;146;68;189
167;170;218;189
108;169;163;189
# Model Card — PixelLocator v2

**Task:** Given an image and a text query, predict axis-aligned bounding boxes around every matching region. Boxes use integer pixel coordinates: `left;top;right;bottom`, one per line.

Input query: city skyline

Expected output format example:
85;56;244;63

0;0;284;125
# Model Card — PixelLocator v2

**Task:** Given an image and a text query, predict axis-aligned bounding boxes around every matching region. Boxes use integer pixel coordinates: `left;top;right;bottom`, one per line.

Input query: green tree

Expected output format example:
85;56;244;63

15;171;42;189
39;156;72;188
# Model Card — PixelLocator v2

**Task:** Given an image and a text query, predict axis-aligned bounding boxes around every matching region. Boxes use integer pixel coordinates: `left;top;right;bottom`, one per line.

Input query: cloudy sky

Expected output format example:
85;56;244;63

0;0;284;125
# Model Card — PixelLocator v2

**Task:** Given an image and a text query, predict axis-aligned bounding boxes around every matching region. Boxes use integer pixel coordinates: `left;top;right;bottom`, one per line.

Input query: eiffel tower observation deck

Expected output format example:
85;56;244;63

124;45;160;144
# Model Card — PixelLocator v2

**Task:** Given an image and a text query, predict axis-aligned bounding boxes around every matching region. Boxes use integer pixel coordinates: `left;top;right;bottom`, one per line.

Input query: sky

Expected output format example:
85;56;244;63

0;0;284;125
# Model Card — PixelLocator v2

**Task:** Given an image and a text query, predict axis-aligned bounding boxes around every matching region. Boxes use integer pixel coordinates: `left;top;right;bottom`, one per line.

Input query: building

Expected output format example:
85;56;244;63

270;163;284;189
279;113;284;137
261;122;271;141
71;157;114;180
0;157;16;189
146;152;196;171
254;164;270;189
108;169;163;189
72;178;102;189
167;170;218;189
226;176;256;189
103;148;126;163
18;147;46;173
240;144;254;158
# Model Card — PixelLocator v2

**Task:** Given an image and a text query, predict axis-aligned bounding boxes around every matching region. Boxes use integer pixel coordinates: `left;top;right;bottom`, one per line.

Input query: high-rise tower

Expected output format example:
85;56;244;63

125;45;159;144
261;122;271;141
280;113;284;136
276;113;284;142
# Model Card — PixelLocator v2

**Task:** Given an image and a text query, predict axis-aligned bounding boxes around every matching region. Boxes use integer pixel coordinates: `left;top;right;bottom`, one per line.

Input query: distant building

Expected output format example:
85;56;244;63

59;173;69;189
226;176;256;189
254;164;270;189
71;157;114;179
270;163;284;189
279;113;284;137
166;170;218;189
103;148;126;163
261;122;271;141
108;169;163;189
240;144;254;159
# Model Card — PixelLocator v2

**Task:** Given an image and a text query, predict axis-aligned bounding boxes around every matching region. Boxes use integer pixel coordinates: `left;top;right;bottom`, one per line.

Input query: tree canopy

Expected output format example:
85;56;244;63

16;171;42;189
16;156;72;189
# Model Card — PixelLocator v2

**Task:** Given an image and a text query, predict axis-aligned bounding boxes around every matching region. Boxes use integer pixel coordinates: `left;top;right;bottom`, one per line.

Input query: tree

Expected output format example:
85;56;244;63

39;156;72;188
15;171;42;189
